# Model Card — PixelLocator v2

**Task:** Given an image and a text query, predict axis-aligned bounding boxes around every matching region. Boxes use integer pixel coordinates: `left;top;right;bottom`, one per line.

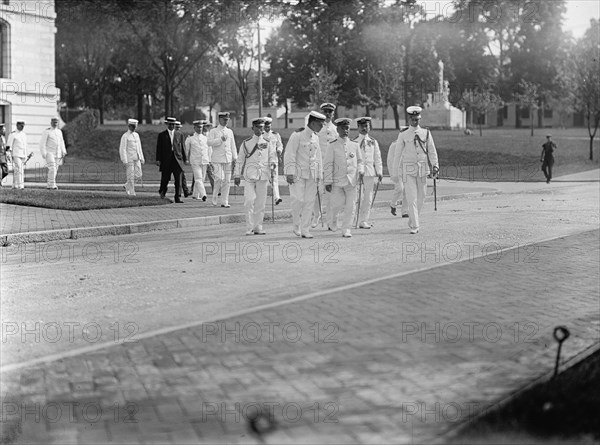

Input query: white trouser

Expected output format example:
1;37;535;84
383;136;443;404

212;162;232;205
244;179;268;231
290;178;317;234
45;153;63;188
272;173;281;200
403;174;427;230
313;180;329;222
191;163;207;199
391;180;408;214
12;157;25;189
124;160;142;195
329;184;357;231
358;175;377;224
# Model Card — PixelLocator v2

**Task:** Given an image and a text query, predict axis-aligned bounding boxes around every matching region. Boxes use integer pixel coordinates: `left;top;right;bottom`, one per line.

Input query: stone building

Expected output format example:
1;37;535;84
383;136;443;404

0;0;59;167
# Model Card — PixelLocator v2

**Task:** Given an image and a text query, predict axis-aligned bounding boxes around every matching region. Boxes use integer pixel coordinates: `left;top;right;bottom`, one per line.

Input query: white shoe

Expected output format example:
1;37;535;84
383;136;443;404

410;228;419;234
245;230;254;236
358;222;371;229
301;232;314;239
293;226;301;237
342;229;352;238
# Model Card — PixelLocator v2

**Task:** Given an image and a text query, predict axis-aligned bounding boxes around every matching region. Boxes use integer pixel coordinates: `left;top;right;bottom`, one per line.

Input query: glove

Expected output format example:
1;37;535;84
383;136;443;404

234;177;241;186
377;174;383;182
325;184;332;192
432;166;439;178
286;174;295;185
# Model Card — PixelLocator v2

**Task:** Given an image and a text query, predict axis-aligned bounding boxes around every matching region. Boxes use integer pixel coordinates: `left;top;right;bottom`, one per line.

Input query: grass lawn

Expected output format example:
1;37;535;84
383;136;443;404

22;125;599;185
0;187;168;211
456;349;600;443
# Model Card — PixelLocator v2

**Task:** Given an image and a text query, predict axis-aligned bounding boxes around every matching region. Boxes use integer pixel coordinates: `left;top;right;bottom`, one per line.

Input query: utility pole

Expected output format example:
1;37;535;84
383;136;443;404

257;21;263;117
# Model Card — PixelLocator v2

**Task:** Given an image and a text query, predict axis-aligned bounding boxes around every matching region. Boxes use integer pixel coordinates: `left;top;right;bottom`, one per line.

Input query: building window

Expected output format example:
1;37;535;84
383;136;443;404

289;119;293;124
2;1;9;5
0;20;9;78
503;105;508;119
521;107;530;119
544;108;553;119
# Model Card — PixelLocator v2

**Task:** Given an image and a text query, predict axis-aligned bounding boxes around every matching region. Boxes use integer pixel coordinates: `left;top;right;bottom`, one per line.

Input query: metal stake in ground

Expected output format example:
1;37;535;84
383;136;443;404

552;325;570;378
270;166;275;224
354;175;363;229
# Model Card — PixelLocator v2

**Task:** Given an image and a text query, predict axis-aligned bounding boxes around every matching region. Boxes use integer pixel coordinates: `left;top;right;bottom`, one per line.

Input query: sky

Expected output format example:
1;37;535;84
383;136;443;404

263;1;599;39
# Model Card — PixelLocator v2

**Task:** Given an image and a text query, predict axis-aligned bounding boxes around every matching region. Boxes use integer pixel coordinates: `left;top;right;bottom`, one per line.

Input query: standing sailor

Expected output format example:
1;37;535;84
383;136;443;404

234;118;277;235
6;121;28;189
207;112;237;207
185;120;211;200
119;118;145;196
353;117;383;229
39;117;67;190
392;106;439;234
263;116;284;205
312;102;338;227
324;118;364;238
284;111;326;239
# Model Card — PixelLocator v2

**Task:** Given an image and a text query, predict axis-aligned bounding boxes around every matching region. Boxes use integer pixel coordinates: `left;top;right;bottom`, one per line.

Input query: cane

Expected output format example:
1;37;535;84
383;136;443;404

433;176;437;211
354;175;363;229
370;178;380;210
270;166;275;224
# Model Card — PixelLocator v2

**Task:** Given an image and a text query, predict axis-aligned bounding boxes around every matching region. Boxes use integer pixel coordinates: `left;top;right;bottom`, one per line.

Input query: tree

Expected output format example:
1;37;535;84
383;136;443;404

116;0;223;118
514;80;540;136
308;66;340;108
458;89;503;136
573;20;600;160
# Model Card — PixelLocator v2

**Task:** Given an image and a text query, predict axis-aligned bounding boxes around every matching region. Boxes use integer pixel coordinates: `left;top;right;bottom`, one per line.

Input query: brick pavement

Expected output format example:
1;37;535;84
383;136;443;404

1;230;598;444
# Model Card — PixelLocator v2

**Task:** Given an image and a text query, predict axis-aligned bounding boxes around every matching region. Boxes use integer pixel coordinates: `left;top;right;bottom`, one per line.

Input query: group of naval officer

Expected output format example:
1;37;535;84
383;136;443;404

235;103;439;238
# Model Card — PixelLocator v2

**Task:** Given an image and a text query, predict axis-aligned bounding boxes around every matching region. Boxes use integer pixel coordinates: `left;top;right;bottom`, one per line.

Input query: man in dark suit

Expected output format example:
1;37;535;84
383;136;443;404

156;117;187;203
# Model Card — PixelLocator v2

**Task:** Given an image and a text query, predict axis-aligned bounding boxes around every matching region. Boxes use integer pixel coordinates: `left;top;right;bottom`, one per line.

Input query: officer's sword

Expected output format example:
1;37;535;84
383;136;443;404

433;175;437;211
370;178;380;210
316;179;324;228
354;176;363;229
270;167;275;224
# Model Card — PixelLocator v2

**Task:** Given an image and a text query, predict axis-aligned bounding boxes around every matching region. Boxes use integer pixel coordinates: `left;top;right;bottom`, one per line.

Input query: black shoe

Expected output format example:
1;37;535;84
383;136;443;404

221;204;230;208
402;213;409;218
202;196;207;201
160;193;166;199
391;206;397;216
184;191;191;197
175;198;183;203
275;198;282;205
218;193;221;196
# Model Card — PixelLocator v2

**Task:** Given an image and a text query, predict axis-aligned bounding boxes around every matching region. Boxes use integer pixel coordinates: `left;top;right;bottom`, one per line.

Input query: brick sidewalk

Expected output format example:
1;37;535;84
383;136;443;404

1;230;598;444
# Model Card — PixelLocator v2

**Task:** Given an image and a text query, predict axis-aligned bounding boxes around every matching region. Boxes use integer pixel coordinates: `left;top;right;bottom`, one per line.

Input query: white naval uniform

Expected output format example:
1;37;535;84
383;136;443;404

353;133;383;226
387;140;407;214
207;124;237;206
119;130;145;196
284;127;323;236
264;130;283;201
323;137;364;232
313;120;337;223
185;132;212;199
234;135;277;232
392;125;439;231
6;130;27;189
39;126;67;188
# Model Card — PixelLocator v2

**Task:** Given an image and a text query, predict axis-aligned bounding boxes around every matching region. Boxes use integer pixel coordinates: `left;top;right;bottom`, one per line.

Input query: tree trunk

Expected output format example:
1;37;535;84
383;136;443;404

137;93;144;122
392;104;400;129
164;79;170;118
284;101;289;129
98;90;104;125
381;108;385;131
515;105;521;128
478;113;483;136
530;106;534;137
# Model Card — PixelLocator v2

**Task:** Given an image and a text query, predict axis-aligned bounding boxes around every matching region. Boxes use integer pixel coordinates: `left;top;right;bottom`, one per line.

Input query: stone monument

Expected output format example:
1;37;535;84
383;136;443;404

422;60;465;129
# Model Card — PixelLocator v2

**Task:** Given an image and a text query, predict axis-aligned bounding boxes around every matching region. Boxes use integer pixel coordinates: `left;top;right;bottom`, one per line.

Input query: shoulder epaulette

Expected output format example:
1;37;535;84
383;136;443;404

399;127;409;132
351;136;359;141
243;136;253;142
330;139;338;143
272;131;278;135
46;127;52;130
295;127;304;133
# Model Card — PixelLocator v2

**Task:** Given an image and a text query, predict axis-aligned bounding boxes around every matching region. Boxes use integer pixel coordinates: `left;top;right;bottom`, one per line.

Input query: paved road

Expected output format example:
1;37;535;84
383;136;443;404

0;176;599;444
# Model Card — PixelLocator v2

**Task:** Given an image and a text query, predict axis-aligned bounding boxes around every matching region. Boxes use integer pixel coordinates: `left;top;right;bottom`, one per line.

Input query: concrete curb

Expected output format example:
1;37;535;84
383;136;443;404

1;190;506;246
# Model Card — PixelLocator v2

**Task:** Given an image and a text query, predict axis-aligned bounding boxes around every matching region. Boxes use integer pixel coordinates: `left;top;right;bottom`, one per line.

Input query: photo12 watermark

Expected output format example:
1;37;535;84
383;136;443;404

199;321;340;344
400;321;539;344
1;321;139;344
1;241;140;264
199;401;339;425
401;241;539;264
1;401;138;424
200;241;340;264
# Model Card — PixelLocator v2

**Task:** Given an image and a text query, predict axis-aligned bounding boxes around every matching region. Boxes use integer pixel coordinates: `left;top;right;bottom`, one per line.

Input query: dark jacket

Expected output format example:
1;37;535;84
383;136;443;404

156;130;186;171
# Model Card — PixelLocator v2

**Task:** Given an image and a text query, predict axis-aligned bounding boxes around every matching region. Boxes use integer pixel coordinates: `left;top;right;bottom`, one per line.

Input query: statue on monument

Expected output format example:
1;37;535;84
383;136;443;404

438;60;444;93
